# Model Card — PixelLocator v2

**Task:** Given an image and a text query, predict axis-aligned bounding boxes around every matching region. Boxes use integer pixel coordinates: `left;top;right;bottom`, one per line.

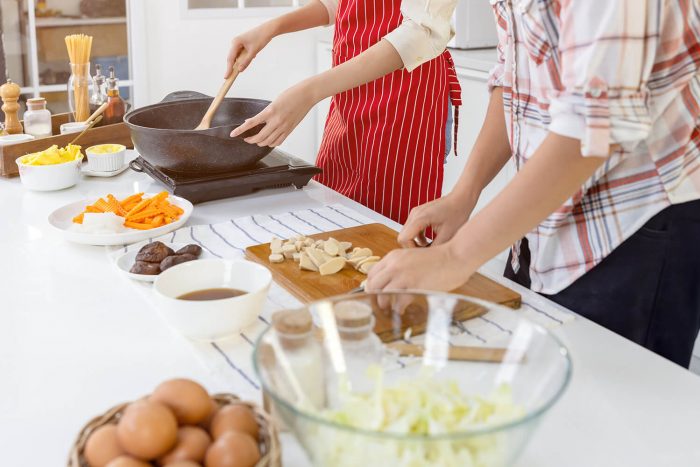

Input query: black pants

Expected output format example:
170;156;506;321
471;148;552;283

505;199;700;368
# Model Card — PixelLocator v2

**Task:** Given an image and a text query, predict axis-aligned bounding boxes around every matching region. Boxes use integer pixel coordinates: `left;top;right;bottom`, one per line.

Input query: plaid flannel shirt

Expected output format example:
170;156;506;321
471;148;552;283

489;0;700;293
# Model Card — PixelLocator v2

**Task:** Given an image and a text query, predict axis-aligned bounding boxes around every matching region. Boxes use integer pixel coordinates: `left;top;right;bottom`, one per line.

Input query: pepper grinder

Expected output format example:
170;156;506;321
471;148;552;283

0;79;23;135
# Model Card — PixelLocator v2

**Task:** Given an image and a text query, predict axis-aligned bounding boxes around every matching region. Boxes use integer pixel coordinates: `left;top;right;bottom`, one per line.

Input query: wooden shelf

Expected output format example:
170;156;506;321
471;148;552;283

34;17;127;28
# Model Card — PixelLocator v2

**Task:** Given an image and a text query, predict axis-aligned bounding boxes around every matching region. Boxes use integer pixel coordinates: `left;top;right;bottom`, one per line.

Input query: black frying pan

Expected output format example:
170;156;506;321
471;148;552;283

124;91;272;175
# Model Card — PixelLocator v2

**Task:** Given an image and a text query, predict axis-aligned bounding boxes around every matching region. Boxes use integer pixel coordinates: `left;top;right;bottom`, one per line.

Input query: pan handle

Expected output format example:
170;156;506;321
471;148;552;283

161;91;213;103
129;159;145;173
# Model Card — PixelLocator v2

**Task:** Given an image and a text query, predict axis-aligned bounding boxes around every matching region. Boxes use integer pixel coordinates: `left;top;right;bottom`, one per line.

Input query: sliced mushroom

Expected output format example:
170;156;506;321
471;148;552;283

292;252;301;262
359;261;378;274
348;256;369;268
319;257;346;276
282;244;297;259
269;253;284;263
339;241;352;252
351;247;373;259
324;237;341;257
294;240;304;251
304;238;315;247
305;247;327;269
357;255;381;267
270;237;283;255
299;252;318;271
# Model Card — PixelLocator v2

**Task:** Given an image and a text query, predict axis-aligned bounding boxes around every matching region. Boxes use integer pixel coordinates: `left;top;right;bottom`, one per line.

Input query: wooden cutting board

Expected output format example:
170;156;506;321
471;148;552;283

246;223;521;342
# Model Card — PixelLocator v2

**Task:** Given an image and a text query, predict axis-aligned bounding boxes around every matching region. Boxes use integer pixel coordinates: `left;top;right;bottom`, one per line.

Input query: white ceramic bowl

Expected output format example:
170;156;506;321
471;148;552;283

85;144;126;172
0;134;35;145
153;259;272;341
60;122;88;135
16;154;84;191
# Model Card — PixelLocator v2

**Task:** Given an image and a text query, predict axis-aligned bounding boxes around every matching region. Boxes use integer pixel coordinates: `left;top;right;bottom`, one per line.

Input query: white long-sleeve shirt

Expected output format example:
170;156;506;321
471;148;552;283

318;0;456;71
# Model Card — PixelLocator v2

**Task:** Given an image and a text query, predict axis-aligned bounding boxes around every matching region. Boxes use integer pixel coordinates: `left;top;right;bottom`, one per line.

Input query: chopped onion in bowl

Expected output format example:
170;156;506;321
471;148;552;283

305;367;524;467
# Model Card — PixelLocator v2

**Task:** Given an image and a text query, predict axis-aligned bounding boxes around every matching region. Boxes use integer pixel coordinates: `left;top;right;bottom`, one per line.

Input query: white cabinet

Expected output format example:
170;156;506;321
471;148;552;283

445;67;515;214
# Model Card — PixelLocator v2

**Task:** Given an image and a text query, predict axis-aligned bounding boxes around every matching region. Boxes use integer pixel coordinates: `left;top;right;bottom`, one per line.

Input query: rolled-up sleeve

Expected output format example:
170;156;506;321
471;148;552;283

384;0;458;72
318;0;337;25
548;0;658;157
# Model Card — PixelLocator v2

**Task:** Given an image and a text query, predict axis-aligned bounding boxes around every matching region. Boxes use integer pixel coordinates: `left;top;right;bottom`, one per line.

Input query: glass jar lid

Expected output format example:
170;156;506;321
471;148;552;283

26;97;47;110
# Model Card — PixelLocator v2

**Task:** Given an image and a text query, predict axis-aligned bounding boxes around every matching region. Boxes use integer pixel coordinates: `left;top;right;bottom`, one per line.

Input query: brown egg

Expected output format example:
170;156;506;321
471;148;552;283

84;424;127;467
151;379;212;425
105;456;151;467
210;405;259;441
204;432;260;467
158;426;211;465
117;400;178;460
199;398;221;432
165;462;202;467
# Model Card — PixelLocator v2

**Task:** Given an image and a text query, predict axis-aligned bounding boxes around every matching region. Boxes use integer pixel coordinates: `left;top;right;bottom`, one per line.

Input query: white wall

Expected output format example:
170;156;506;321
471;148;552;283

132;0;323;160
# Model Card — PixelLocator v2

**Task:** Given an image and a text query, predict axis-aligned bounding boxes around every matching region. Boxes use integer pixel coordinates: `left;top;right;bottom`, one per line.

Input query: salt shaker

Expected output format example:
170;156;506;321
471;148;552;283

23;98;52;137
271;309;326;409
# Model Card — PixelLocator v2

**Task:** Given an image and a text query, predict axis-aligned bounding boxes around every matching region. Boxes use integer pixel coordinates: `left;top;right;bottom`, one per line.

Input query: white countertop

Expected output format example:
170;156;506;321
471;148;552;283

2;170;700;467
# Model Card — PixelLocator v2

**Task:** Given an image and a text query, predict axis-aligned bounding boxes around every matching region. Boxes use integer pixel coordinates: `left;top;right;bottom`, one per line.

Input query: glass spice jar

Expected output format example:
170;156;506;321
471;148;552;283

332;300;384;395
271;309;326;410
23;97;52;137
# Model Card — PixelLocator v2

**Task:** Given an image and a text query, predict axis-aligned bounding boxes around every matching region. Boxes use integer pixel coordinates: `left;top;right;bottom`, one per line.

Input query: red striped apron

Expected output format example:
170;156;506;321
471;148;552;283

315;0;462;224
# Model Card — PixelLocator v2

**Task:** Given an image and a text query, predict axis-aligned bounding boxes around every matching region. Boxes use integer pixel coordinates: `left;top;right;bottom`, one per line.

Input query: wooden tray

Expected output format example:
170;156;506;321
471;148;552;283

0;113;133;177
246;223;521;342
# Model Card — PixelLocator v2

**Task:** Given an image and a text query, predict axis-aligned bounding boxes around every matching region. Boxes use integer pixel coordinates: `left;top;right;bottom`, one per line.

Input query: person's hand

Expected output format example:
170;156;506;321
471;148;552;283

230;81;316;146
365;242;475;295
225;23;275;77
398;193;475;248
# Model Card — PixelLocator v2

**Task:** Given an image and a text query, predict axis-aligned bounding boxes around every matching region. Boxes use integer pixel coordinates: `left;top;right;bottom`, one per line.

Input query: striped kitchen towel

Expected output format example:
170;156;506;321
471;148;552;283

110;204;574;400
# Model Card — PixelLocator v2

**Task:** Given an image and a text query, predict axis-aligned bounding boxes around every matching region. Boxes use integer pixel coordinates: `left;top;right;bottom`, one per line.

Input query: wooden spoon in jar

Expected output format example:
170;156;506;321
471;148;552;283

193;59;242;131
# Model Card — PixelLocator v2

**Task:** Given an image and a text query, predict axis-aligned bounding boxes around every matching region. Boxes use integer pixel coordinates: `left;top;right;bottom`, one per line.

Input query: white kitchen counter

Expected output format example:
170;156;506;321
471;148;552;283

2;170;700;467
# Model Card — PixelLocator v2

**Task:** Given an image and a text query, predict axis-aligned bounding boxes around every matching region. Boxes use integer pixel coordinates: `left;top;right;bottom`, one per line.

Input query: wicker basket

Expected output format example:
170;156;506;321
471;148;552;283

68;393;281;467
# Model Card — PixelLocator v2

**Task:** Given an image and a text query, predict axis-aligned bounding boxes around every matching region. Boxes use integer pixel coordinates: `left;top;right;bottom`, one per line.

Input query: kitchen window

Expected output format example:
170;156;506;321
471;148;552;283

0;0;133;117
181;0;299;18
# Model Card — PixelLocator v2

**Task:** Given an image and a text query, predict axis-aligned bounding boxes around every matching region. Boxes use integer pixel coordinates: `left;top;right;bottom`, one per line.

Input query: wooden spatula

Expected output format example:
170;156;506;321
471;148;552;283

193;61;241;131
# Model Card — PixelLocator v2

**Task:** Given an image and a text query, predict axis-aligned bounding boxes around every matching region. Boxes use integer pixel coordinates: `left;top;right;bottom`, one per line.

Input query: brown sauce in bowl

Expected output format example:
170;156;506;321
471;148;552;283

177;288;246;301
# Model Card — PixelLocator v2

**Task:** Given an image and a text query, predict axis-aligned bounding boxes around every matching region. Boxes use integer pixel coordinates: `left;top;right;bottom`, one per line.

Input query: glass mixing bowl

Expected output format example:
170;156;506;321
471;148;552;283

253;291;571;467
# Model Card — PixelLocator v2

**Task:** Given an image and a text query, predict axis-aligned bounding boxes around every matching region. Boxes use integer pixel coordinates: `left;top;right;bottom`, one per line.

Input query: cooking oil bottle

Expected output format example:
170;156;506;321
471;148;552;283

103;66;126;125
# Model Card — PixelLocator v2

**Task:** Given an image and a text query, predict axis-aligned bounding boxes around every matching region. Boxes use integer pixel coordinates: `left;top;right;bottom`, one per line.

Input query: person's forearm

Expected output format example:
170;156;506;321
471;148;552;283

305;40;404;101
451;88;512;205
449;133;605;271
265;0;330;37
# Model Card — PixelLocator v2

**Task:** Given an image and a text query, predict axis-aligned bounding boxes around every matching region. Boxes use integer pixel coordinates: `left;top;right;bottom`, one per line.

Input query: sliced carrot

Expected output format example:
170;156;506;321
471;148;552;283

150;191;169;203
119;193;144;207
85;205;102;213
94;198;112;213
124;221;154;230
151;215;164;228
72;213;84;224
125;198;151;217
127;208;161;222
107;194;126;216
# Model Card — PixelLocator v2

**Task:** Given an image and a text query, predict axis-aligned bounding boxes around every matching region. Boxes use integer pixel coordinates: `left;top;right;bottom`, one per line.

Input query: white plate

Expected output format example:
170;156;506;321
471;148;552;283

48;193;193;246
81;149;137;178
115;243;213;282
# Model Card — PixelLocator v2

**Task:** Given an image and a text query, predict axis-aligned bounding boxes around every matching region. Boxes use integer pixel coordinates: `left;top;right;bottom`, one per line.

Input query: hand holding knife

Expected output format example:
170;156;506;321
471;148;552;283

350;229;431;294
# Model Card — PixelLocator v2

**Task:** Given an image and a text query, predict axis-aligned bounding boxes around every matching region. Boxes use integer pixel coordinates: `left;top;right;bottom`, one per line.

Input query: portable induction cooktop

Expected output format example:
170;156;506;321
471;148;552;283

129;150;322;204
